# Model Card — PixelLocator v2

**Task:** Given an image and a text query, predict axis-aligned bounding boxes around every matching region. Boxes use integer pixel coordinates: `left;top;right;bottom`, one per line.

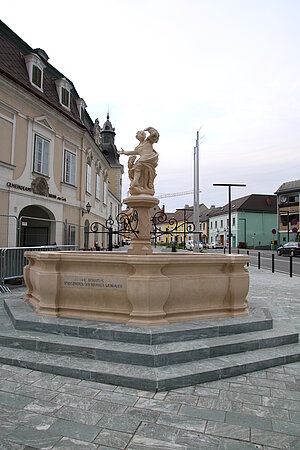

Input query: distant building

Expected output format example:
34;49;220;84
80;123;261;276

200;205;219;246
275;179;300;244
154;204;208;246
208;194;277;249
0;21;122;248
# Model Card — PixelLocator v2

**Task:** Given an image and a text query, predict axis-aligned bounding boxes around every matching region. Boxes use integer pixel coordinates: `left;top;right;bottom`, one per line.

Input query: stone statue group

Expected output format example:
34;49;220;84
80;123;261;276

118;127;159;196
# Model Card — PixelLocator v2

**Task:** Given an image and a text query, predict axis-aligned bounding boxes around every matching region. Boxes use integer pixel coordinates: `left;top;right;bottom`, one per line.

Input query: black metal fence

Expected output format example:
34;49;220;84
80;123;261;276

0;245;78;293
224;248;299;278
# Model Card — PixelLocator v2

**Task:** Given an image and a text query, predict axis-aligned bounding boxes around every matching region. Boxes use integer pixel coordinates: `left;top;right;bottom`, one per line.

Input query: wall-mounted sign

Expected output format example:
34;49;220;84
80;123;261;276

7;181;66;202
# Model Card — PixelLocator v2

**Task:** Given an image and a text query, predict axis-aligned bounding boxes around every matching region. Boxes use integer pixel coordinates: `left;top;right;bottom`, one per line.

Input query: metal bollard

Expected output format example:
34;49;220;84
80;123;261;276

247;250;249;267
258;252;261;270
290;255;293;278
272;253;275;273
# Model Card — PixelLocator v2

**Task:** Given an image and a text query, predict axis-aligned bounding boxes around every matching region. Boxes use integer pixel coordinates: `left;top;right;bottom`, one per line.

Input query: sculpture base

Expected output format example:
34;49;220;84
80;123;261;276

124;195;159;255
24;252;249;325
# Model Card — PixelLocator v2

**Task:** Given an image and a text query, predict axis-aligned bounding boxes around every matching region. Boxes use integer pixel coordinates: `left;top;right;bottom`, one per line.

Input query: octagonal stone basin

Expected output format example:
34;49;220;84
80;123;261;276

24;251;249;325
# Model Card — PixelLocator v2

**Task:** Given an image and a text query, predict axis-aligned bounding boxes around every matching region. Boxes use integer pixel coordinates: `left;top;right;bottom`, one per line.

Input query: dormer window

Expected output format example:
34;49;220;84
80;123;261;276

32;65;42;88
61;88;69;108
55;78;72;110
24;53;46;92
76;98;87;122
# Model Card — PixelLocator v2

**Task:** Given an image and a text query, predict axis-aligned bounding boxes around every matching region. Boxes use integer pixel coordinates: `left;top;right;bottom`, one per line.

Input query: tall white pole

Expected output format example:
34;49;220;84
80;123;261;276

193;131;200;252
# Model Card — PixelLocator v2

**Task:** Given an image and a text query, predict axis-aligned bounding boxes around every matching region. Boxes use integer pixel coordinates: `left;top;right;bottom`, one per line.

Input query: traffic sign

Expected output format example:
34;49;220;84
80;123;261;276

292;227;298;234
272;229;276;234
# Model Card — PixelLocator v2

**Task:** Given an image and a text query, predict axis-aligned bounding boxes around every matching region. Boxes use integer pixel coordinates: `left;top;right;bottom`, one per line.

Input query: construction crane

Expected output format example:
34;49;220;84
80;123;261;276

156;190;201;199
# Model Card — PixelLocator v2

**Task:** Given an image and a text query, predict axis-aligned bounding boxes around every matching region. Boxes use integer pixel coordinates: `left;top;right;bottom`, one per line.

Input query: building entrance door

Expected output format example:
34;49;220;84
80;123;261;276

23;227;48;246
18;205;55;246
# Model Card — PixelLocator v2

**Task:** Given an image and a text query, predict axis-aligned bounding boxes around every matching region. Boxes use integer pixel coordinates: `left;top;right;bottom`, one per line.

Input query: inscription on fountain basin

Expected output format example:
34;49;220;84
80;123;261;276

62;276;124;290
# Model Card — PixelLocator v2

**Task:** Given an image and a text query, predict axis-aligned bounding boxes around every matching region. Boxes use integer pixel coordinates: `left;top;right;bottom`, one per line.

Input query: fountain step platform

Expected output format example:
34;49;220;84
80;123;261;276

0;323;297;367
0;294;299;390
5;298;273;344
0;343;299;392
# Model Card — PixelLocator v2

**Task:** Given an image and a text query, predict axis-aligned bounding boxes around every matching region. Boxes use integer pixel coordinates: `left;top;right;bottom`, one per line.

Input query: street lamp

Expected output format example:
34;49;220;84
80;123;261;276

82;202;91;217
194;127;205;252
213;183;246;254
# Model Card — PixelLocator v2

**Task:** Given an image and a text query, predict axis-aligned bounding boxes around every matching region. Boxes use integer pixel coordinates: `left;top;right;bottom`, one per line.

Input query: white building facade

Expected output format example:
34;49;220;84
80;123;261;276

0;21;122;248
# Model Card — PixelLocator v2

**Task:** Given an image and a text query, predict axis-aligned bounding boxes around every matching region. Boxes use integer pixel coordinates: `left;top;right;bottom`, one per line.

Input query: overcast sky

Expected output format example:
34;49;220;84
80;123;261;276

2;0;300;211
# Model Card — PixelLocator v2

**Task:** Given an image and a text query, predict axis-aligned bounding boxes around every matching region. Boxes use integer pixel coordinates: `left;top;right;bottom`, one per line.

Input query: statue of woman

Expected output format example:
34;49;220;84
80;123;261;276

118;127;159;196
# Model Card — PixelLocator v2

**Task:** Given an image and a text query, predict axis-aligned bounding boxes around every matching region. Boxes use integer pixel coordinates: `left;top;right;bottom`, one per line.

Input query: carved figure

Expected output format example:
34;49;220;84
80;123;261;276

31;177;49;197
93;118;101;145
118;127;159;196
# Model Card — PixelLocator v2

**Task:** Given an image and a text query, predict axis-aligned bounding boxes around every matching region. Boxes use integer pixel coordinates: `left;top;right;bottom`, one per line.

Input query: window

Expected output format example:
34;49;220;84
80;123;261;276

232;217;236;226
215;221;217;229
76;98;87;121
210;222;213;228
110;202;113;216
86;163;92;194
68;225;76;246
95;173;100;200
64;150;76;185
61;88;70;108
24;53;45;91
221;220;223;228
227;219;229;227
289;195;299;203
55;78;72;109
32;65;42;88
34;134;49;175
103;180;107;204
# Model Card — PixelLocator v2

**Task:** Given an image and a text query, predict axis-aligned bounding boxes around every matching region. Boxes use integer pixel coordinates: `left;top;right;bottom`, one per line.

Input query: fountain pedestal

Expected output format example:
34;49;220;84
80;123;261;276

125;195;159;255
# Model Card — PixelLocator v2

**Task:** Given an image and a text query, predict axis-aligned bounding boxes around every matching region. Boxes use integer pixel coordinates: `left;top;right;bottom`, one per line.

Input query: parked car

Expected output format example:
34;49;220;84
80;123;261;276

207;242;223;249
277;242;300;257
185;240;203;251
123;238;131;245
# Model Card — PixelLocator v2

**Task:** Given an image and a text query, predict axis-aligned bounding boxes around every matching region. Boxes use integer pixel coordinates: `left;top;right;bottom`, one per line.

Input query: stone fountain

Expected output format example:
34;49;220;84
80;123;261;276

24;127;249;325
5;127;299;392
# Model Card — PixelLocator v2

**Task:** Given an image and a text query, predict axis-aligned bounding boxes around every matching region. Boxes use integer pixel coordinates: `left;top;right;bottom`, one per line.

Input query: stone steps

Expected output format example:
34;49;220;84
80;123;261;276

5;298;273;344
0;343;299;391
1;296;299;391
0;327;297;367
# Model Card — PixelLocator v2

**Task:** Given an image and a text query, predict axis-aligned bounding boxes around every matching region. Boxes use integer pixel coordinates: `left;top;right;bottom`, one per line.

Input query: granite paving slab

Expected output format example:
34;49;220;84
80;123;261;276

0;267;298;448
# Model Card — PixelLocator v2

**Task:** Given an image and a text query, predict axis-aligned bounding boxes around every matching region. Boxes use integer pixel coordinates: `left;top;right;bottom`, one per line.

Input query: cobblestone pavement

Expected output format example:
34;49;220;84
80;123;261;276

0;267;299;449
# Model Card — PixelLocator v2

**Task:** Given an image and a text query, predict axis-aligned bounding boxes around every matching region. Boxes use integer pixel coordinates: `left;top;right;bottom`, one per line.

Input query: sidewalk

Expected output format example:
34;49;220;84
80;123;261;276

0;267;299;449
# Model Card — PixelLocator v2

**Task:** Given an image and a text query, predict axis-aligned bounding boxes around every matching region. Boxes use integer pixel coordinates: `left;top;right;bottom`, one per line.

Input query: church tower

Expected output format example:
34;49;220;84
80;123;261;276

100;112;116;146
